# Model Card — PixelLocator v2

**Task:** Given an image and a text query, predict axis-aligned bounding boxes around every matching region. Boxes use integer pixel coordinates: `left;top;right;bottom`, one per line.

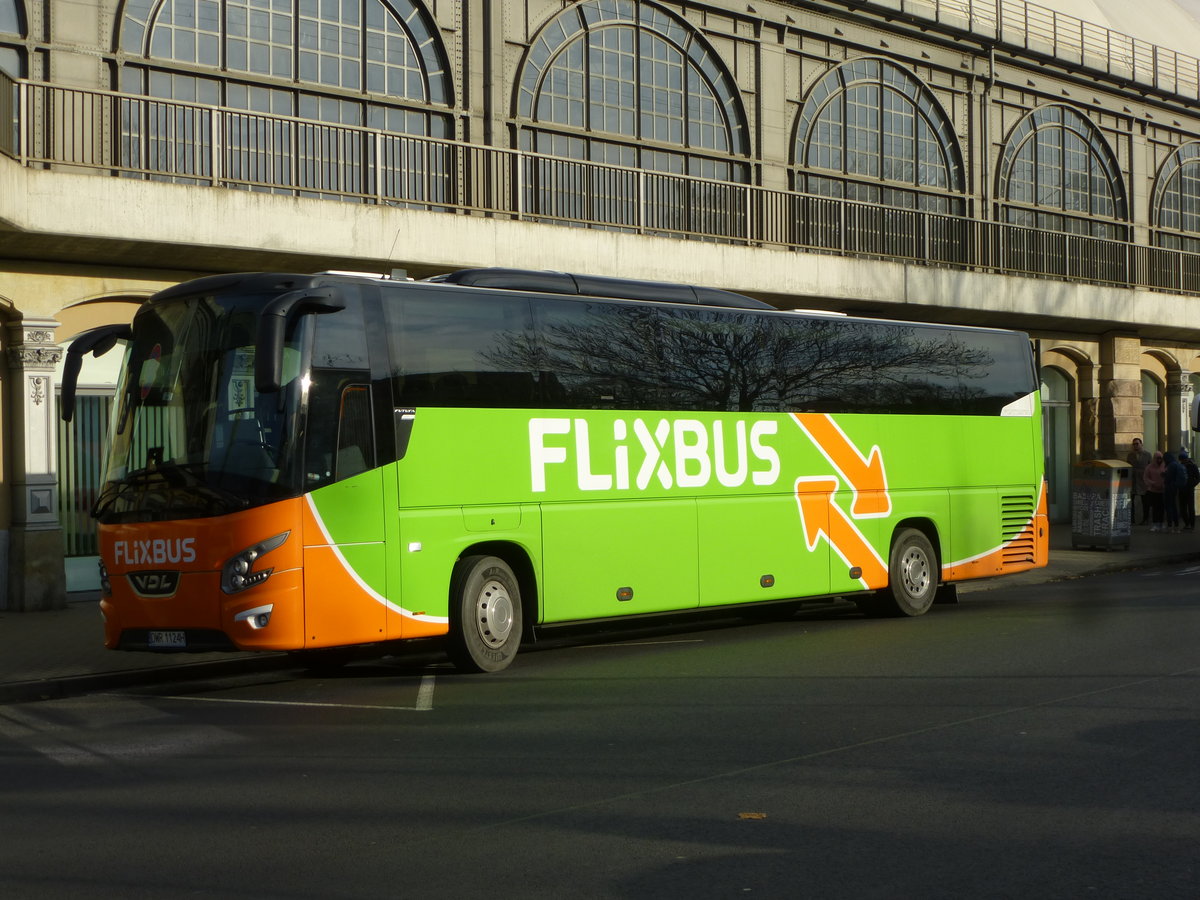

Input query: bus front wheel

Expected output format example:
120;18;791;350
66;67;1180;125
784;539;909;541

448;555;523;673
865;528;938;618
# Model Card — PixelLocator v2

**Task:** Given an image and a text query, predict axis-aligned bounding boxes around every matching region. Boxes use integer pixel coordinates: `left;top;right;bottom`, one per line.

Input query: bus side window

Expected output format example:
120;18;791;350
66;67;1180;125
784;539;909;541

304;374;373;488
335;384;374;481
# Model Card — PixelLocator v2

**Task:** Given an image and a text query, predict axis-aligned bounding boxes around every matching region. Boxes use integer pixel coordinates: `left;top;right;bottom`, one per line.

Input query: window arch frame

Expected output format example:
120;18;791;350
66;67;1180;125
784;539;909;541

1152;141;1200;253
791;56;966;213
515;0;749;162
995;103;1127;238
118;0;453;111
114;0;456;202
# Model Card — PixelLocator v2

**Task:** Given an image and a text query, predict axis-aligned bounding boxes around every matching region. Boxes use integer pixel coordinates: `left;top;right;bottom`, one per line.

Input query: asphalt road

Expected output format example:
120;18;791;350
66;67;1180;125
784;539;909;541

1;564;1198;900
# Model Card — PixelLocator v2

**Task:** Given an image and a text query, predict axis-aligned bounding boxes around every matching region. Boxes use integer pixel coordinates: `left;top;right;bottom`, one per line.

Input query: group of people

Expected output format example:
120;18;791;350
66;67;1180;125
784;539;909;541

1126;438;1200;532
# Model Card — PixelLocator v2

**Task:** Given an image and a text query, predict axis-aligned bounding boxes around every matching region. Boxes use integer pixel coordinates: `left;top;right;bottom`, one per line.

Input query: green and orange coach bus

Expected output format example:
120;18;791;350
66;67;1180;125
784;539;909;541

62;268;1048;672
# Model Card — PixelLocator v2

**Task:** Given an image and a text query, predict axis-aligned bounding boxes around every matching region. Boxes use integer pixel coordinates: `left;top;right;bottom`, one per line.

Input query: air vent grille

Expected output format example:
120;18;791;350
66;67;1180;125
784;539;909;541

1001;494;1036;565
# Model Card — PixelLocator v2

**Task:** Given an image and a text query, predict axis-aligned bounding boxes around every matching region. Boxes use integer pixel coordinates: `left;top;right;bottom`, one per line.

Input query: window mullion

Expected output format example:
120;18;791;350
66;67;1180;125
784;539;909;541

292;0;300;87
633;23;641;144
359;0;366;93
838;91;847;176
877;81;885;183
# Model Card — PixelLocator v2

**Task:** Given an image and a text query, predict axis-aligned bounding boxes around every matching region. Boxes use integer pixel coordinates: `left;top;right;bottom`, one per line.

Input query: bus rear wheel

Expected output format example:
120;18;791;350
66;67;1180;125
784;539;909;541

864;528;938;618
448;555;523;673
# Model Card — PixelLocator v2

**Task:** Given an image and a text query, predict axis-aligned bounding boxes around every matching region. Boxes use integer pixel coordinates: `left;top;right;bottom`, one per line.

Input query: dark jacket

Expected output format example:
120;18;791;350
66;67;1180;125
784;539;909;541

1163;455;1188;492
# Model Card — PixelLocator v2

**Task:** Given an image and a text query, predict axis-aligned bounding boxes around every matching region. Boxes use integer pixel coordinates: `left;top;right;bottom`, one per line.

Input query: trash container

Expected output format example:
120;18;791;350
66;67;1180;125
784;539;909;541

1070;459;1132;549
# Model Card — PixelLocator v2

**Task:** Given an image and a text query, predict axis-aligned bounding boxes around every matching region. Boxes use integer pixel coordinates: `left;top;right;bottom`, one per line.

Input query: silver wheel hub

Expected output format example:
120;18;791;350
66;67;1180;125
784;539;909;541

474;578;514;647
901;547;930;596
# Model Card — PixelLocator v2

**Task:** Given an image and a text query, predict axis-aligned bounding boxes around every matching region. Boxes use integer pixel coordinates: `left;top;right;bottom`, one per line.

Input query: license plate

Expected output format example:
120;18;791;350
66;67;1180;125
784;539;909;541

148;630;186;649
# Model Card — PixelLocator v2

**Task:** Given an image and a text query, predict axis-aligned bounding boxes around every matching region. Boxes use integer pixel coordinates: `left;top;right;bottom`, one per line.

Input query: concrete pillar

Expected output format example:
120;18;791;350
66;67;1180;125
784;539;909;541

1095;332;1144;461
3;318;66;611
1076;357;1100;461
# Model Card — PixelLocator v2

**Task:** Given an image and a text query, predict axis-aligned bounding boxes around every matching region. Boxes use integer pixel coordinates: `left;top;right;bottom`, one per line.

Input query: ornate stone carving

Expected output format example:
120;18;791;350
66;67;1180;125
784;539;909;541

7;347;63;367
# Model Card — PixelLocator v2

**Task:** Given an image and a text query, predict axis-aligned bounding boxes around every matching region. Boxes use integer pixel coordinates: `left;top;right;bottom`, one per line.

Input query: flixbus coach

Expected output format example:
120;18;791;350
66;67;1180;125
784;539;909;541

61;268;1048;673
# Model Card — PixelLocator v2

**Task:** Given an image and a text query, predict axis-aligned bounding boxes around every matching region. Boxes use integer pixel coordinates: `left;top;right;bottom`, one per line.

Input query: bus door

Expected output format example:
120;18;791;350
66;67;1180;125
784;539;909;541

299;290;391;649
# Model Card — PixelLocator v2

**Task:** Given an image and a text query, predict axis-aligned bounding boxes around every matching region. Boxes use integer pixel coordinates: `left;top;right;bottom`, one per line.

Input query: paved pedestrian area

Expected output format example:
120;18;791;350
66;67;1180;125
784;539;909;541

1;522;1195;703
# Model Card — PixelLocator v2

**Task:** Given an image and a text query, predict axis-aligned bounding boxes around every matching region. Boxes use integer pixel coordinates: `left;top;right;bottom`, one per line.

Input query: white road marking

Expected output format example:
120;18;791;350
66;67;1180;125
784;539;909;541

0;707;109;767
157;674;437;712
1140;565;1200;577
577;639;705;649
0;701;241;766
415;674;436;710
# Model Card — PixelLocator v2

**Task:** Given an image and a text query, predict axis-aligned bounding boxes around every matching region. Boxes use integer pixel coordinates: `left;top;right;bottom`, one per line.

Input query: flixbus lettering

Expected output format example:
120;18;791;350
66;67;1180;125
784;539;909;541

529;416;781;493
112;538;197;567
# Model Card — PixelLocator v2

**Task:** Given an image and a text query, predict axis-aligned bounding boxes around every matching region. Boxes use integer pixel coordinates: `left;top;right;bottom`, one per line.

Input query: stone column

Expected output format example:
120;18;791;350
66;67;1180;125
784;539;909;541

1096;332;1143;460
3;319;66;611
1075;357;1100;461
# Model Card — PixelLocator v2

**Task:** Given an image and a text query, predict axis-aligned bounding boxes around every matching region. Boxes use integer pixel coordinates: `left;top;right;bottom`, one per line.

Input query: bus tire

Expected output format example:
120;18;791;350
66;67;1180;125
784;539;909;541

448;555;523;673
871;528;938;618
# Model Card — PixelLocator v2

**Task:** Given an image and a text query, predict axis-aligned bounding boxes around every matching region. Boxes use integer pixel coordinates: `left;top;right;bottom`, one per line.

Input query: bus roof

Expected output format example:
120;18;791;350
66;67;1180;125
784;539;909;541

423;268;773;310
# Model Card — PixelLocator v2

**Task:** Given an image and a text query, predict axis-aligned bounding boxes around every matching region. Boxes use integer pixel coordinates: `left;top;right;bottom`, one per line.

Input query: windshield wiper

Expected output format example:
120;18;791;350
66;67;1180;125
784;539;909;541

92;462;250;520
91;468;166;518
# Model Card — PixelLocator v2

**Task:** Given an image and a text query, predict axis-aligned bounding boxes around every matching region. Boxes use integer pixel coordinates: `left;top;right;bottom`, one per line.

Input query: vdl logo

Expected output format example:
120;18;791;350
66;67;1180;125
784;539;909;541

128;570;181;598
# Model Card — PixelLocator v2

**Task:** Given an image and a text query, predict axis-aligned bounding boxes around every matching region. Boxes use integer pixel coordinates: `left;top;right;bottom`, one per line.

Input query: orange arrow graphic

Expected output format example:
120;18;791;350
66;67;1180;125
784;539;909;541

791;413;891;517
795;477;889;589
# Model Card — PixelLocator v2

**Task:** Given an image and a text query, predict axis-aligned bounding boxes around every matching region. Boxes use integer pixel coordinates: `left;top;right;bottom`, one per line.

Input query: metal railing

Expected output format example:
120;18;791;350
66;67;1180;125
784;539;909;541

9;78;1200;296
864;0;1200;99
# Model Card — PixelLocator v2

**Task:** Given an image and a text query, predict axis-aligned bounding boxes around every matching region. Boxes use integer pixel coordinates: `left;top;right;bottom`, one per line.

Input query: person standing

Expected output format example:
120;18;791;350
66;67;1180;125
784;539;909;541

1144;451;1167;532
1163;452;1187;533
1179;450;1199;531
1126;438;1152;525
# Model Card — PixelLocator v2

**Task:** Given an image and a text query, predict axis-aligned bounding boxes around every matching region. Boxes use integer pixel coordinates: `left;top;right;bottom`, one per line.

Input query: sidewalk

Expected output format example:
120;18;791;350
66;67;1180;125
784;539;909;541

1;522;1196;704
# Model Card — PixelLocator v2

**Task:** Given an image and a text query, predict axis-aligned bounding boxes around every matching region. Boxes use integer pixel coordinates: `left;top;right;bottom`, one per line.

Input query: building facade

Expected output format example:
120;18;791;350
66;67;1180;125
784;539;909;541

2;0;1199;608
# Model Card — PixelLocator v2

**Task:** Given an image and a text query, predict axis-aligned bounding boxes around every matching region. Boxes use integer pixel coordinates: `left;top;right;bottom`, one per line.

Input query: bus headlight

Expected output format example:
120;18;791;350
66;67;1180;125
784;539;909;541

221;531;290;594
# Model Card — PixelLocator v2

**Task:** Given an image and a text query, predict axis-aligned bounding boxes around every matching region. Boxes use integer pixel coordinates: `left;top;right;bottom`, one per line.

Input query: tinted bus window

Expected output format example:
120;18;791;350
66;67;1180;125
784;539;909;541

655;306;782;412
653;308;1032;415
532;298;664;410
384;289;537;408
767;317;1034;416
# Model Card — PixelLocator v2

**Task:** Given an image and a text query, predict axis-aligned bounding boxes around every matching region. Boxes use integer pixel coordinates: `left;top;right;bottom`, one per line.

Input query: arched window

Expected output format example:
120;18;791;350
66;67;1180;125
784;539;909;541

793;58;965;214
517;0;747;165
1141;371;1163;454
515;0;749;234
1039;365;1073;523
120;0;449;123
997;104;1126;239
1;0;25;77
117;0;452;200
121;0;448;108
1152;142;1200;254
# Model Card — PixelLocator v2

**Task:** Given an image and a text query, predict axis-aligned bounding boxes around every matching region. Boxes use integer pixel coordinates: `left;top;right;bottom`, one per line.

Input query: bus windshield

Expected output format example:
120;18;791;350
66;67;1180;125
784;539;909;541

95;290;307;524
